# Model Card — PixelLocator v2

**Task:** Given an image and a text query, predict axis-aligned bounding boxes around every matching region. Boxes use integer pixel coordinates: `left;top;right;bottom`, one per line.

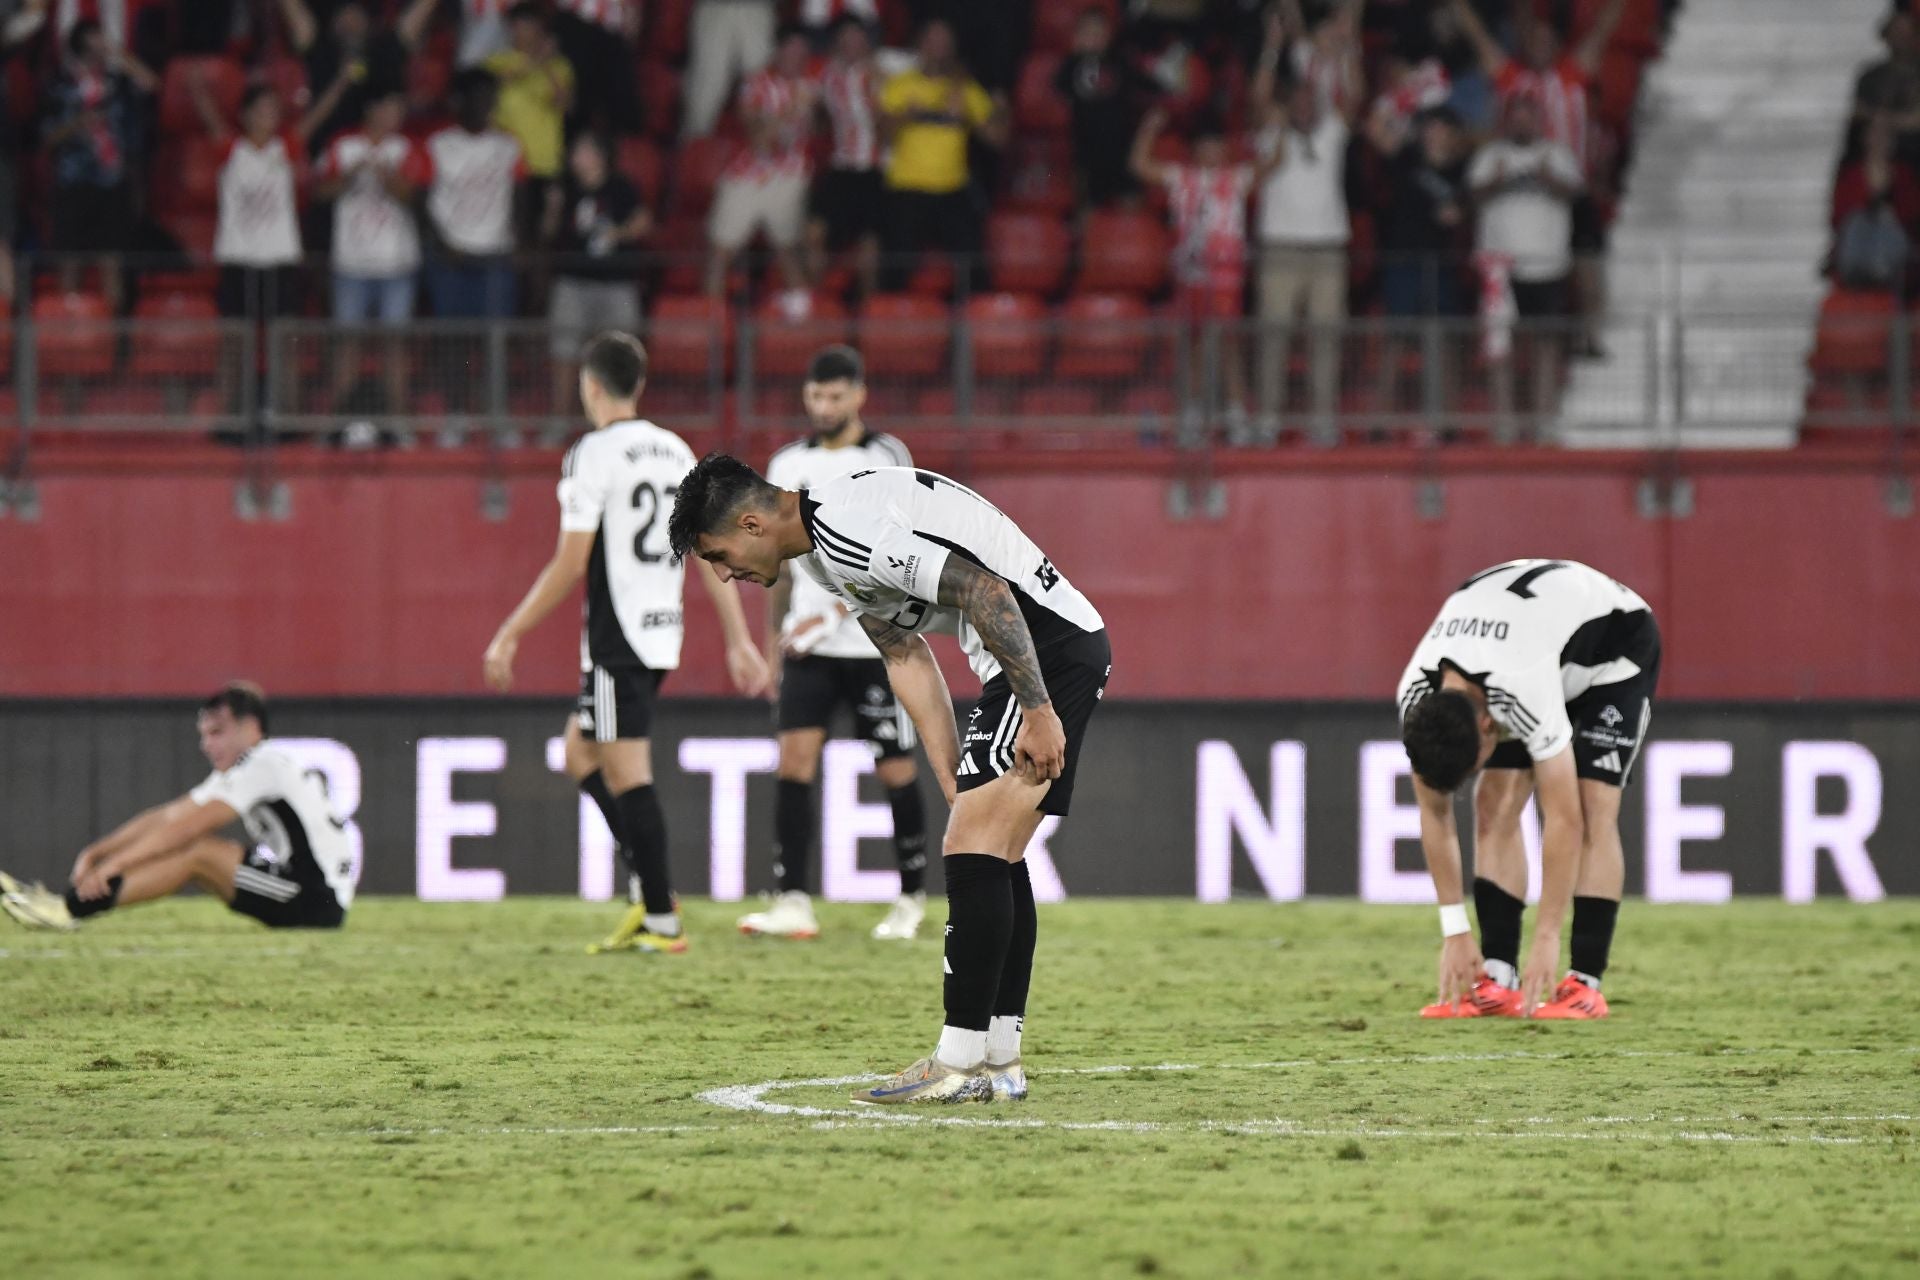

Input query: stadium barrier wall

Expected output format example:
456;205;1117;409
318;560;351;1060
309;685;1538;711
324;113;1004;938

4;699;1913;901
3;463;1919;701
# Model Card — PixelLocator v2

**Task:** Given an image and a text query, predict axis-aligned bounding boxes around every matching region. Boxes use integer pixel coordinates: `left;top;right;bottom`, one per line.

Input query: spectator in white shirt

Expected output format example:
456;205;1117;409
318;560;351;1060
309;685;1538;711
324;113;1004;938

189;76;327;321
314;87;426;427
1469;93;1583;436
424;68;526;320
1252;10;1358;444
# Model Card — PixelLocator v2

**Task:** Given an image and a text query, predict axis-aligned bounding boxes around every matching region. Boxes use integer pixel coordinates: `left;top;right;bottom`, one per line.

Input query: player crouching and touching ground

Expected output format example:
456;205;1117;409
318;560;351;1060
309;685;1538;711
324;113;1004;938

1397;559;1660;1019
670;456;1111;1103
484;331;770;957
739;344;930;943
1;683;353;932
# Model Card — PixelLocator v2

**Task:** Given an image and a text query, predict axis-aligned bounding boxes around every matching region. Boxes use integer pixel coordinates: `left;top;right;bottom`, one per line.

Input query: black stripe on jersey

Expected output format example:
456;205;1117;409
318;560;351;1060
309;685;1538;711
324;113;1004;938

913;531;1093;651
1485;688;1539;736
875;434;912;467
263;798;330;891
1398;675;1436;717
810;519;873;565
562;438;585;479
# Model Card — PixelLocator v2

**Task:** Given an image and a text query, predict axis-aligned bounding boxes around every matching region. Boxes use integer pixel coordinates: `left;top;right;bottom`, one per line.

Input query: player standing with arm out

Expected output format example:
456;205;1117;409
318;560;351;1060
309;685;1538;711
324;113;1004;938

1397;559;1661;1018
670;457;1111;1105
483;332;770;955
1;684;352;932
735;346;931;943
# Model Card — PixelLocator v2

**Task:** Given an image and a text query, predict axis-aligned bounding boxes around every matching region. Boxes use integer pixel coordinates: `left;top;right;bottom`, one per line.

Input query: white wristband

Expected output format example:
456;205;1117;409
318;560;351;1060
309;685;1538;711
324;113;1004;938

1438;903;1472;937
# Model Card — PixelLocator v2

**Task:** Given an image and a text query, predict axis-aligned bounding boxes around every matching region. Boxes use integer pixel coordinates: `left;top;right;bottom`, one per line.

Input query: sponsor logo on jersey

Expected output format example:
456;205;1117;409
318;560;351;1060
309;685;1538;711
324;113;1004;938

887;553;923;592
1599;704;1624;727
639;608;683;629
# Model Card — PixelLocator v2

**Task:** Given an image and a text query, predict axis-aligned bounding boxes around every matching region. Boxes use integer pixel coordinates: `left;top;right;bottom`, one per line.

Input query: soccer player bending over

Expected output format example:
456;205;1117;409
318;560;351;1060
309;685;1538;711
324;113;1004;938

0;683;353;932
739;344;931;943
1397;559;1660;1019
670;456;1110;1104
484;332;769;955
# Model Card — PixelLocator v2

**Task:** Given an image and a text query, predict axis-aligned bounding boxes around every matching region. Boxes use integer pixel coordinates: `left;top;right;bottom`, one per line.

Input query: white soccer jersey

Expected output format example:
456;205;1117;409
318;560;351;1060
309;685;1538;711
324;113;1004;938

795;467;1105;682
767;430;913;660
189;742;356;908
1395;559;1653;762
559;419;699;671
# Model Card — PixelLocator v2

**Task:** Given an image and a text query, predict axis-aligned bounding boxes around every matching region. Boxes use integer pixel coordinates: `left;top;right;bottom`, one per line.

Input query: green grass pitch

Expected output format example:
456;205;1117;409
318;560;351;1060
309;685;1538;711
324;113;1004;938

5;898;1918;1279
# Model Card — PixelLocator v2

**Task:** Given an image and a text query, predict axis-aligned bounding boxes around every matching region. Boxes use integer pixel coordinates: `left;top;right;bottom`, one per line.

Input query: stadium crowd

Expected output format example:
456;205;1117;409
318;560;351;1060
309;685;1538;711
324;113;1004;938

0;0;1672;435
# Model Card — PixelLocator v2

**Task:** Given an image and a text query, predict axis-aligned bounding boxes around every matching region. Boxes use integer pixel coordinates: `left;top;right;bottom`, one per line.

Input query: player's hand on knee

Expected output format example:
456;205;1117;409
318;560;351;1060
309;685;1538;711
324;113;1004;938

1015;704;1067;781
1438;932;1483;1006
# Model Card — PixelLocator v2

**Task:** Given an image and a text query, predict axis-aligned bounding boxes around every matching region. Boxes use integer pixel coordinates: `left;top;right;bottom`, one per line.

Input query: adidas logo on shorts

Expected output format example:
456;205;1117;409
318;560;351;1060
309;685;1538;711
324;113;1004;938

1592;750;1623;773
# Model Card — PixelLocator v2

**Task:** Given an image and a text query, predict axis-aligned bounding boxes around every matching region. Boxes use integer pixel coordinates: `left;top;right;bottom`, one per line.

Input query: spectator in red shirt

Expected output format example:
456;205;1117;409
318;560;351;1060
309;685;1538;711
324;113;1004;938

807;16;885;296
1131;105;1282;438
707;27;818;301
1452;0;1625;356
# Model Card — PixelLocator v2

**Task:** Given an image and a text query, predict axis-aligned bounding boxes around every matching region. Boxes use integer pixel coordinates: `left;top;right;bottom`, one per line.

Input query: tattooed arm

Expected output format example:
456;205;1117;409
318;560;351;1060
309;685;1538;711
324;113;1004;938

935;556;1066;782
860;613;962;805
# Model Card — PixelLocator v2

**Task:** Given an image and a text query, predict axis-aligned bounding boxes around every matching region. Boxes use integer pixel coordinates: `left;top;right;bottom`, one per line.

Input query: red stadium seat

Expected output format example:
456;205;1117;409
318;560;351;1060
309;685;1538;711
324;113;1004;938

259;55;312;111
669;135;736;218
157;211;218;260
646;0;694;62
1054;293;1150;379
32;291;116;378
153;134;226;219
1811;288;1896;377
159;56;244;137
617;136;666;205
648;218;710;295
988;212;1072;296
965;292;1051;379
753;293;849;378
905;256;957;300
1002;136;1077;216
1014;56;1069;136
859;294;950;379
1015;382;1102;419
131;292;224;378
1075;210;1169;297
646;295;733;378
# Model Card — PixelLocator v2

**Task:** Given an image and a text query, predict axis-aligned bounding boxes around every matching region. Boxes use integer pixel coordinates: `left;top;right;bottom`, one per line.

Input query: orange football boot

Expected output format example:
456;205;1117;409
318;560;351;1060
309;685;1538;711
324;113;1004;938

1531;975;1610;1019
1420;977;1525;1018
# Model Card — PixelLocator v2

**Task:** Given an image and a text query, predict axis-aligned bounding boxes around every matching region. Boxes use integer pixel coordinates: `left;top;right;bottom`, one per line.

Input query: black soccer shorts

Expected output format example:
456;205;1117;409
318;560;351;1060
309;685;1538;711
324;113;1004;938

777;654;916;760
229;848;345;929
577;664;667;742
1487;612;1662;787
956;629;1112;816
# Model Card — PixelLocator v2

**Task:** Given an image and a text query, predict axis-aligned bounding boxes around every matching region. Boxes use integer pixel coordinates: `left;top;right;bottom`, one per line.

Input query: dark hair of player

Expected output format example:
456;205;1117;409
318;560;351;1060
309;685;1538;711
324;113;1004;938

580;331;648;399
667;453;781;565
201;681;270;735
1401;689;1481;792
806;344;864;386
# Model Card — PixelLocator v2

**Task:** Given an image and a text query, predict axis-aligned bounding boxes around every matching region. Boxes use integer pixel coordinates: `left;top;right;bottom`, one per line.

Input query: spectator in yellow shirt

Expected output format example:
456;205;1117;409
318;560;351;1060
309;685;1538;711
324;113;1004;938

486;3;575;185
879;19;1007;288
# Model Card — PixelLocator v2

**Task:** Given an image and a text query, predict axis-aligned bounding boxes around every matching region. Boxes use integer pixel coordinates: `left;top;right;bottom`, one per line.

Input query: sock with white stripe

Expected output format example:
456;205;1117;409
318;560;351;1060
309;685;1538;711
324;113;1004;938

887;782;927;895
940;854;1012;1068
578;770;637;883
614;784;675;917
65;876;123;919
773;778;813;894
987;860;1037;1065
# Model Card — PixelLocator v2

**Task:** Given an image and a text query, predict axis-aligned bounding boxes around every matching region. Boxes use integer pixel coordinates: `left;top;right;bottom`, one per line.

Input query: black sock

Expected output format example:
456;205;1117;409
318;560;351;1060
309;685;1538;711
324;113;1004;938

773;778;814;894
579;770;638;884
1569;896;1620;986
614;784;675;916
65;876;123;919
887;782;928;895
994;860;1037;1022
1473;876;1525;969
942;854;1013;1033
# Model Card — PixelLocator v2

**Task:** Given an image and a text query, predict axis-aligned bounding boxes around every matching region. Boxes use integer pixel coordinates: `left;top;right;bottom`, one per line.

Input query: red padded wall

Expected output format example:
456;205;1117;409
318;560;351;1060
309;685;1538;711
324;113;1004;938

3;451;1916;699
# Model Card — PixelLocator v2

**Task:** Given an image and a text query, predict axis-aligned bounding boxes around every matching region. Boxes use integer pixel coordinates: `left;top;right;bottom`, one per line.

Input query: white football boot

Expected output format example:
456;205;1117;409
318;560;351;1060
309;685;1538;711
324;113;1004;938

870;891;926;941
737;890;820;939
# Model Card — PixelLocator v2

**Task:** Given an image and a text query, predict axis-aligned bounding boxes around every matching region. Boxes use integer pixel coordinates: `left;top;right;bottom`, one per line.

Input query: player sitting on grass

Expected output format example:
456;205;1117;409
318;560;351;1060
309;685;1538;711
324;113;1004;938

671;455;1111;1105
1398;559;1660;1020
0;683;352;932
